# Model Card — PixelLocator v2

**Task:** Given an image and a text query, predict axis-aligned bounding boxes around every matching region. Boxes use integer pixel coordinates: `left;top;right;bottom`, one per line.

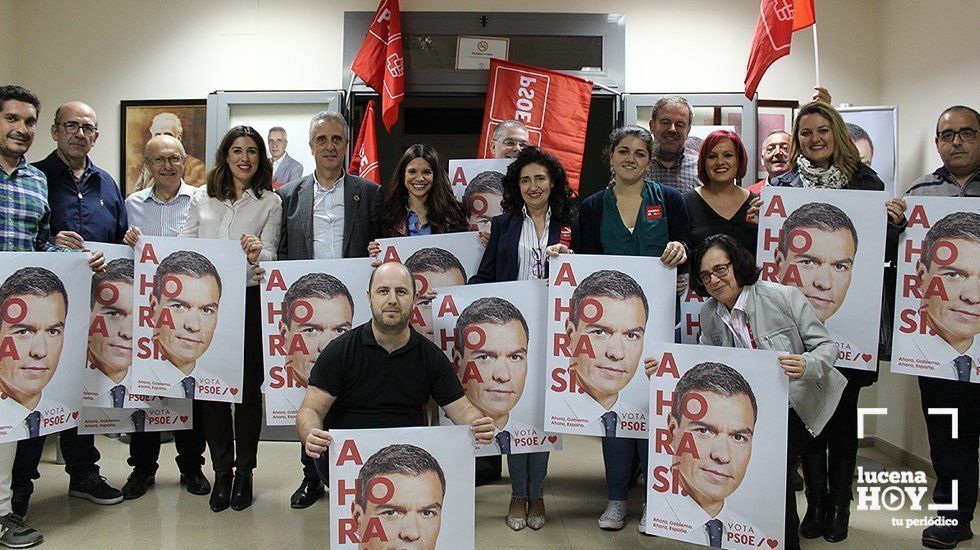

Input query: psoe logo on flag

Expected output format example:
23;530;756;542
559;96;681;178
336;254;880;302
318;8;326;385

488;66;551;130
762;0;793;51
386;53;404;78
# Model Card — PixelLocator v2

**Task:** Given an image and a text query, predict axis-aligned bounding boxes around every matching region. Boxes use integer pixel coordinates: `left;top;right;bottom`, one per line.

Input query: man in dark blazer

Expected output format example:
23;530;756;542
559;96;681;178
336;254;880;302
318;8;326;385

269;127;304;186
276;111;381;509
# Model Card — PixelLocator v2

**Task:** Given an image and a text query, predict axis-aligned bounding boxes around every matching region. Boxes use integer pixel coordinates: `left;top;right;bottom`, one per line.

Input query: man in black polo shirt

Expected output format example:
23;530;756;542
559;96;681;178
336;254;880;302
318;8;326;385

297;262;494;474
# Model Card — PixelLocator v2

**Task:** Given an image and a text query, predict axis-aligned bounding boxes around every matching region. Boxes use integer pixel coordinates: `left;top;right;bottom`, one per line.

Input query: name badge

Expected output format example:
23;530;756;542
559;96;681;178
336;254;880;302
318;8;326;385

645;205;663;220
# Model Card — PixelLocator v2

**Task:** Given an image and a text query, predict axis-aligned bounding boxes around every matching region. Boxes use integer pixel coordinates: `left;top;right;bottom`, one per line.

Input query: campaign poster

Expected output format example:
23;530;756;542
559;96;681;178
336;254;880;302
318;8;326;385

645;344;788;548
757;187;887;371
129;236;247;403
839;106;898;197
77;395;193;435
377;233;486;342
0;252;91;443
260;258;375;425
544;254;676;439
329;425;475;550
678;275;706;345
447;158;511;232
890;197;980;383
432;280;561;456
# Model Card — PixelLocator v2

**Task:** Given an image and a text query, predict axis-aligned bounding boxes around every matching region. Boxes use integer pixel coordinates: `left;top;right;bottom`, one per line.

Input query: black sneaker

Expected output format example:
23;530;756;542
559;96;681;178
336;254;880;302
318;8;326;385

0;513;43;548
68;475;124;505
922;523;974;549
121;471;155;500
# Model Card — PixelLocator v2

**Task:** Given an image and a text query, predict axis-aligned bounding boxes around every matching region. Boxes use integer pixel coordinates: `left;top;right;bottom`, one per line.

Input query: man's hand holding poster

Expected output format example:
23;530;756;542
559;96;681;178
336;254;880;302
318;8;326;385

329;425;475;549
645;343;788;549
260;258;375;424
891;197;980;383
0;252;91;442
432;280;560;456
544;254;675;438
129;236;247;402
757;187;887;371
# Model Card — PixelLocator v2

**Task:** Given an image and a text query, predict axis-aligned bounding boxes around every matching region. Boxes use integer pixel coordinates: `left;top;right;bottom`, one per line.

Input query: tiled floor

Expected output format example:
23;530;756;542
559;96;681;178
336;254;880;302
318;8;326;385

25;434;977;549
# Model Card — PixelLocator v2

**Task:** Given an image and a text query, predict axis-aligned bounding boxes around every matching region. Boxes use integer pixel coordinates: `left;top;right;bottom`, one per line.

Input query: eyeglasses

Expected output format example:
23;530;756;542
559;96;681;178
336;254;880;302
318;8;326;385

57;121;97;136
499;138;529;149
937;129;978;143
531;247;544;279
147;156;184;166
698;262;732;284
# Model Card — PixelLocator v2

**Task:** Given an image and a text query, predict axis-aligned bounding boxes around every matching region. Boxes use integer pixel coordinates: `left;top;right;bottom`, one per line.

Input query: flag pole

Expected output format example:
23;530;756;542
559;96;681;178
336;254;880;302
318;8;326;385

345;69;356;114
812;23;821;88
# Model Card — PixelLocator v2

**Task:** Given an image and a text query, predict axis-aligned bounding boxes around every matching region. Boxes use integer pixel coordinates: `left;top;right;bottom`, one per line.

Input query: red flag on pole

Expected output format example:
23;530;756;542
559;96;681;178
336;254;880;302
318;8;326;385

349;100;380;184
477;59;592;193
744;0;816;99
351;0;404;131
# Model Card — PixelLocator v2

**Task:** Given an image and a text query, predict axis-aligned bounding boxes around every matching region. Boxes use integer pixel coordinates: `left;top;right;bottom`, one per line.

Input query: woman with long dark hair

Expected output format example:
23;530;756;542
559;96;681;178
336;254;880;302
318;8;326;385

469;146;575;531
180;125;282;513
376;144;468;238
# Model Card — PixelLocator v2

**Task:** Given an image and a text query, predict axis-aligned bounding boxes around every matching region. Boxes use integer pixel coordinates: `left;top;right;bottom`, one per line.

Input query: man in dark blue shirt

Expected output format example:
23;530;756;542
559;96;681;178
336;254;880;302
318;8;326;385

12;101;126;518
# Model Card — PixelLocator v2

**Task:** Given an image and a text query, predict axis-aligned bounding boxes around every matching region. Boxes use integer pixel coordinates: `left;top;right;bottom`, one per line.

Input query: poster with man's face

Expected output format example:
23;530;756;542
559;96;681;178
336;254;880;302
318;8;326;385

447;158;511;233
757;187;887;371
260;258;375;425
129;236;247;403
432;280;561;456
891;197;980;384
544;254;675;439
329;425;475;550
645;344;787;548
376;233;486;343
0;253;91;443
839;106;898;197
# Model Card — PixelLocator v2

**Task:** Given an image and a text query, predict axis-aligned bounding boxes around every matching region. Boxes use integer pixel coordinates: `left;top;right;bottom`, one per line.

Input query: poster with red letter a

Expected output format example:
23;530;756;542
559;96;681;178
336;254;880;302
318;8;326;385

477;59;592;192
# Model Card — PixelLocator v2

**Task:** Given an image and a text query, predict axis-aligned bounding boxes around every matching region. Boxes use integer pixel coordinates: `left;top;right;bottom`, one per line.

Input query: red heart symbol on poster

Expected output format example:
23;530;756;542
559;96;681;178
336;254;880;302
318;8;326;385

229;388;239;396
861;353;873;362
179;416;189;423
767;539;779;549
71;411;79;420
547;435;558;444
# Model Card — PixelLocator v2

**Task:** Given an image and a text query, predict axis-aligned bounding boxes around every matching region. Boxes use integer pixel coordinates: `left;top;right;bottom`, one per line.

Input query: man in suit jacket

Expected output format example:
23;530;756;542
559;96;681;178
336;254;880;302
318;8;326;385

269;127;304;186
276;111;381;509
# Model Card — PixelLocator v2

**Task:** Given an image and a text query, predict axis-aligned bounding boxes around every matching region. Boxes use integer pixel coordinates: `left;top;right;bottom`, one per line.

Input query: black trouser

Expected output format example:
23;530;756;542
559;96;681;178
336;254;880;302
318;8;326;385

13;428;101;496
129;399;207;476
805;379;861;461
787;410;816;550
476;455;502;485
300;443;319;482
919;376;979;524
203;286;264;475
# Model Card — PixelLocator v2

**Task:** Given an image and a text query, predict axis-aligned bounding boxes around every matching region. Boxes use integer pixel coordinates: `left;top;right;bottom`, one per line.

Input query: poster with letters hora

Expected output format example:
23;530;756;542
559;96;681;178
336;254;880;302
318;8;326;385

0;252;91;442
329;425;475;549
645;344;787;549
129;236;247;403
260;258;375;424
890;197;980;383
757;187;887;371
432;280;561;456
377;233;485;342
544;254;675;439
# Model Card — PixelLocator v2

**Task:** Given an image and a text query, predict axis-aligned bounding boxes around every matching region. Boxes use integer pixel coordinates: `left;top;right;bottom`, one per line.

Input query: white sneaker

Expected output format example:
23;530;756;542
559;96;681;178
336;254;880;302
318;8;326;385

598;500;627;530
639;503;652;535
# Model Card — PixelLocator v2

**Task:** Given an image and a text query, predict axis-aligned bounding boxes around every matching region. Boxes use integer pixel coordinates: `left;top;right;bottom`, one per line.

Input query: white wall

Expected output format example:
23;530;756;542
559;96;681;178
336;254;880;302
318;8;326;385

4;0;976;461
11;0;882;175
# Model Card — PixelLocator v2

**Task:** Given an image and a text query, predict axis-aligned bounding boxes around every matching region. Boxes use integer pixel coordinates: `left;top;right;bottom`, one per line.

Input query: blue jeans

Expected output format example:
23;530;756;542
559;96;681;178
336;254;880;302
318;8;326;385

508;452;549;498
601;436;648;501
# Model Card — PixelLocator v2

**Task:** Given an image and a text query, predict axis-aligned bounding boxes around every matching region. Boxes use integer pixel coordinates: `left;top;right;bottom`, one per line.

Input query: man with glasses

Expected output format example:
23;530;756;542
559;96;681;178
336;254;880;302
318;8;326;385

490;120;530;160
906;105;979;550
12;101;128;517
121;134;210;501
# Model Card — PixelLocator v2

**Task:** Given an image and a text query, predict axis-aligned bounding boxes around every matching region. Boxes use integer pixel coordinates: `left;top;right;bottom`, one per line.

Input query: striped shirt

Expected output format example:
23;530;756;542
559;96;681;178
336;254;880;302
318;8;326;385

517;206;551;281
715;289;753;349
0;157;56;251
125;181;196;237
647;148;700;194
906;167;980;197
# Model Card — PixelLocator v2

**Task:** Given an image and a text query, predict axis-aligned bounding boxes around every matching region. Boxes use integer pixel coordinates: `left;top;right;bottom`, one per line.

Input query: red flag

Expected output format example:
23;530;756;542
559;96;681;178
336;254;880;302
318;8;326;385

351;0;404;131
477;59;592;193
349;101;380;184
744;0;815;99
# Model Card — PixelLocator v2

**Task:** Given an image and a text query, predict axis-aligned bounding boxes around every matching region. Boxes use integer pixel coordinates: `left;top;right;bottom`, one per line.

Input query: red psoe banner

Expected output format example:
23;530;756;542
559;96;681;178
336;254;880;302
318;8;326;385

477;59;592;192
351;0;404;131
349;100;380;183
744;0;816;99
